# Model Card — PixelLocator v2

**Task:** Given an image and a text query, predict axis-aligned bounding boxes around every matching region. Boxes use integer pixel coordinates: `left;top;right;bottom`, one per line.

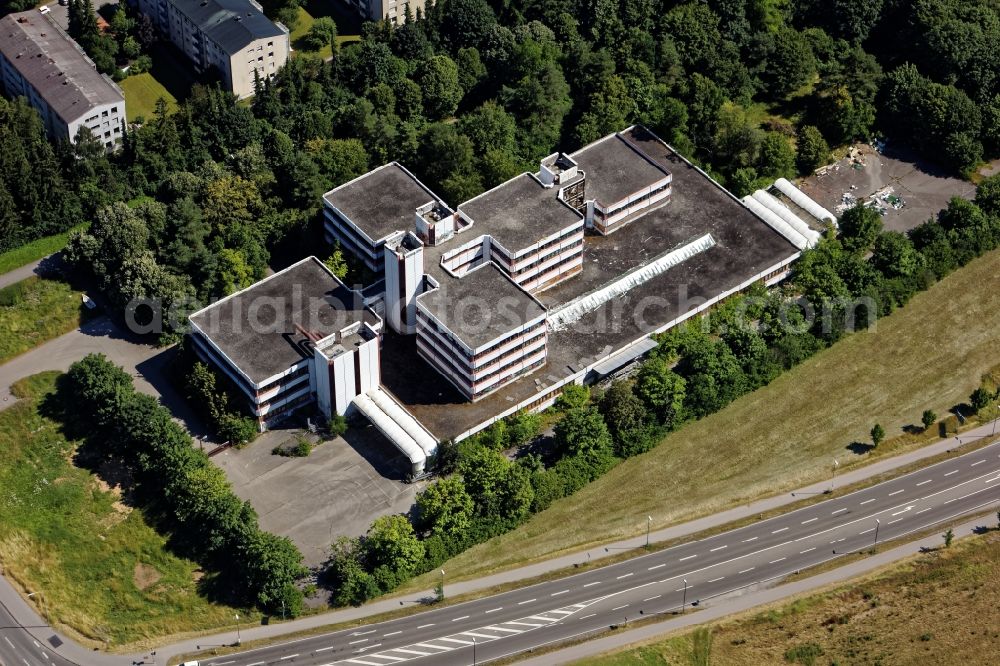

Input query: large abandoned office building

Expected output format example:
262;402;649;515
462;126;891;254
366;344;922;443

190;126;834;475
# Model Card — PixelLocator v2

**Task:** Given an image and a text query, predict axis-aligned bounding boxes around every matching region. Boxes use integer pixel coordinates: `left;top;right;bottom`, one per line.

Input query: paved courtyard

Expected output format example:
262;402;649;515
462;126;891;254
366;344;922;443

212;422;423;568
798;142;977;233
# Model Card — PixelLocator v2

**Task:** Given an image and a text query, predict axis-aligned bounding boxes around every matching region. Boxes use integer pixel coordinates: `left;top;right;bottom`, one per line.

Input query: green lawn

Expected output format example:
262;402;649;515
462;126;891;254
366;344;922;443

0;223;86;275
120;72;177;123
403;248;1000;589
290;4;361;61
0;374;250;649
0;278;92;364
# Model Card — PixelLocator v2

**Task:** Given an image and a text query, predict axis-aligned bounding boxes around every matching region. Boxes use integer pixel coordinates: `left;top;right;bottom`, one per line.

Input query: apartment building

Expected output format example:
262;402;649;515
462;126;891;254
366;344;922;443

340;0;425;24
0;11;125;149
131;0;289;98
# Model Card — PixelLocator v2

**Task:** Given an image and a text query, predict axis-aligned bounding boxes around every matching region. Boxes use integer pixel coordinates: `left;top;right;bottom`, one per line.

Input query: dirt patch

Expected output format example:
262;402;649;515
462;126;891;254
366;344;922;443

133;563;162;591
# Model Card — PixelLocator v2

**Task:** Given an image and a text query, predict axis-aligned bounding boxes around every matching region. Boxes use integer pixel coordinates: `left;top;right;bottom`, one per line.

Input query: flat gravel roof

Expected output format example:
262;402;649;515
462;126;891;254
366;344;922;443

322;163;439;243
571;132;671;206
417;262;546;350
458;173;583;254
189;257;373;385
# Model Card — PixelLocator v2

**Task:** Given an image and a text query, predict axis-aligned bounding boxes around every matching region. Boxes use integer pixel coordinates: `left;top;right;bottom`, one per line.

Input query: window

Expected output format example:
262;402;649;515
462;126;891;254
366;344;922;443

258;56;263;61
267;41;273;46
102;110;108;117
268;51;273;57
111;106;117;113
113;126;120;133
104;131;111;138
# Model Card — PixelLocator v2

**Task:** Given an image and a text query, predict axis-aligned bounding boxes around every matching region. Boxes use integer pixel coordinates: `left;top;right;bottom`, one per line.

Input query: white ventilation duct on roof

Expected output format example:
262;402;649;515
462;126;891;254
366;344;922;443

773;178;837;227
352;393;426;476
752;190;822;248
369;388;438;457
742;196;809;250
548;233;716;332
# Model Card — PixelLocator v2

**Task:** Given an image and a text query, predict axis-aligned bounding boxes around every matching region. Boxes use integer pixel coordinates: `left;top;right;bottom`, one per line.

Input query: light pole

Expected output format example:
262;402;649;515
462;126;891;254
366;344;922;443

646;515;652;548
831;459;839;493
682;578;688;613
234;613;241;646
472;636;477;665
872;519;880;553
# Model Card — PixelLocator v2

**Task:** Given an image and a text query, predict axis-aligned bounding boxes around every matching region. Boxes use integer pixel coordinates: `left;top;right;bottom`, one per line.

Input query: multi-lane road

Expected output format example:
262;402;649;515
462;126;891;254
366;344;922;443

179;440;1000;666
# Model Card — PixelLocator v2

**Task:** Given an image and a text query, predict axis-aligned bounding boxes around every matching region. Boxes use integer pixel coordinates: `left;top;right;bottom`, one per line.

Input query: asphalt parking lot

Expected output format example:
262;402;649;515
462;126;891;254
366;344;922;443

798;142;977;232
213;422;423;568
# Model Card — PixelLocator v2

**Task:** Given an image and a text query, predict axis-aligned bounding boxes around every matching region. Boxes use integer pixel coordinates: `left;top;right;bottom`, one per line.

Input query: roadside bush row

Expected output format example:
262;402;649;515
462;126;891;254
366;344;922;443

324;178;1000;607
59;354;306;616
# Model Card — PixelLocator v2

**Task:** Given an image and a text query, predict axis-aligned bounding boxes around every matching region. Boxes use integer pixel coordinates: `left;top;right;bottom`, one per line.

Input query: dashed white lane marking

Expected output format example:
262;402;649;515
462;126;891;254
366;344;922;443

611;604;629;611
888;518;904;525
675;586;692;592
580;613;597;620
648;563;666;570
859;528;875;535
551;589;569;596
738;567;755;574
971;460;986;466
517;599;536;605
800;547;816;554
279;655;299;660
32;641;39;648
944;470;958;476
916;480;932;486
383;630;401;637
802;518;818;524
743;536;758;542
417;623;435;629
888;490;904;496
769;557;786;564
3;637;14;648
247;661;266;666
451;615;469;621
772;527;788;534
916;507;932;514
710;545;727;552
349;638;369;644
830;537;846;543
643;595;661;602
708;576;725;583
484;607;502;613
860;498;876;505
583;581;601;587
353;630;377;636
617;573;633;579
435;637;474;646
316;646;335;652
831;508;848;515
679;554;697;561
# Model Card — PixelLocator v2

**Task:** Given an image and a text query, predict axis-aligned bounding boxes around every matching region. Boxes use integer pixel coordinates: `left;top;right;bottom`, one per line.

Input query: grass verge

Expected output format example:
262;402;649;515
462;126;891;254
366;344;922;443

290;3;361;60
0;224;85;275
579;527;1000;665
0;373;252;651
0;277;94;364
403;249;1000;590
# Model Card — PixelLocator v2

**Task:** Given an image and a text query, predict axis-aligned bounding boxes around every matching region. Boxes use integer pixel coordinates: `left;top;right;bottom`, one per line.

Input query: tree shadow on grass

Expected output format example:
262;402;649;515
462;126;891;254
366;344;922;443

846;441;875;455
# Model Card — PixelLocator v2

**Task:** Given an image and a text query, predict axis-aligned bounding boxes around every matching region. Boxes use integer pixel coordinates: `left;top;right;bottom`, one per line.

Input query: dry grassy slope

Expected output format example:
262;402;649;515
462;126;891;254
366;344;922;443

408;250;1000;587
582;532;1000;665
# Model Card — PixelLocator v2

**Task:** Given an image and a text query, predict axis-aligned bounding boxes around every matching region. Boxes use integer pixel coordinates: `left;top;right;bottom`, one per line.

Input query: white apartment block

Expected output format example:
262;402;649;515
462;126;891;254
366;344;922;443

341;0;425;24
0;11;125;149
131;0;289;98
